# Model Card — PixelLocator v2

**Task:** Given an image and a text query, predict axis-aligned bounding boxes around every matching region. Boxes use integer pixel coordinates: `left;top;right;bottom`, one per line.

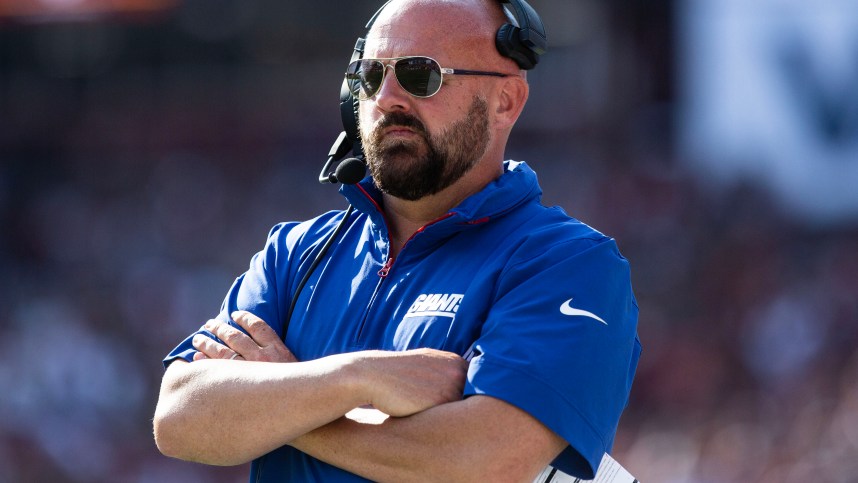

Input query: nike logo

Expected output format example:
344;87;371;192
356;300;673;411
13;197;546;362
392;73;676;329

560;298;607;325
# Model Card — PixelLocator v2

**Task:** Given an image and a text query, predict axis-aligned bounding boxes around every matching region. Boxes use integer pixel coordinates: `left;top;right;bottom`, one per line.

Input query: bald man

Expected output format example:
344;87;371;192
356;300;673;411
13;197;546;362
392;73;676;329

153;1;640;481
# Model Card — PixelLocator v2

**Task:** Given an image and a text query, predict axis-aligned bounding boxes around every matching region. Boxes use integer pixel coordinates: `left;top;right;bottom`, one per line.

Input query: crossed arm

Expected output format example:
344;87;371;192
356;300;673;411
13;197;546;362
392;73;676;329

153;311;567;482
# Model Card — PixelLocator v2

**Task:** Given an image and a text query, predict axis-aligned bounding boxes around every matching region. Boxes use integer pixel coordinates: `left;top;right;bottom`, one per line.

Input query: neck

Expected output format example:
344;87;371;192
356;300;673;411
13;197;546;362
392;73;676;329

382;159;504;257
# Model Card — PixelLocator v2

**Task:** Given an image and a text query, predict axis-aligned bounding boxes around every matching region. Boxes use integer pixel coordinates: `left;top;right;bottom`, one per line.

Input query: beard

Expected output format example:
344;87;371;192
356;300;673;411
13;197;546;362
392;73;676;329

362;96;490;201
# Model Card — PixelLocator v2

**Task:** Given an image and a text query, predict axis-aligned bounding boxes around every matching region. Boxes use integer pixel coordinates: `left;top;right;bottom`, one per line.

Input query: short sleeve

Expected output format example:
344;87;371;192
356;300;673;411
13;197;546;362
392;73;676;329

463;237;641;479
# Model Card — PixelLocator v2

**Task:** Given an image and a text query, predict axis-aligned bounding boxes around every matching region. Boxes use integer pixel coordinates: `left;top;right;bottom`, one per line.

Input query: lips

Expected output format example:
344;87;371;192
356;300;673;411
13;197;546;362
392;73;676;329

368;112;428;148
374;112;426;137
382;126;417;137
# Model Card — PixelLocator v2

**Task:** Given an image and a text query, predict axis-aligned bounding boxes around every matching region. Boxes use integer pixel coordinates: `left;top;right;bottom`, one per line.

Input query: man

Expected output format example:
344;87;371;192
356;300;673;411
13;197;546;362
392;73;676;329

153;0;641;481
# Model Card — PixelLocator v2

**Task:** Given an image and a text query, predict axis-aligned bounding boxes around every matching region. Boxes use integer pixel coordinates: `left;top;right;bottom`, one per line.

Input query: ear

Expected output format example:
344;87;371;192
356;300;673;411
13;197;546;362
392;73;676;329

493;74;529;129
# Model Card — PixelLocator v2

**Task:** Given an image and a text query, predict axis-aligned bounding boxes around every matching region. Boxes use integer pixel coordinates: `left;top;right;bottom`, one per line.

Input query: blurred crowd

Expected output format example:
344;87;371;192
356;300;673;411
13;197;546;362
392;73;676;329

1;1;857;482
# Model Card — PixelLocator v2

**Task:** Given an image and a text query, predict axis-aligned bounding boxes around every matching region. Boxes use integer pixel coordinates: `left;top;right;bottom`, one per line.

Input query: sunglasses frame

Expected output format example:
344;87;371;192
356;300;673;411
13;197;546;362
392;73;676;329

346;55;512;100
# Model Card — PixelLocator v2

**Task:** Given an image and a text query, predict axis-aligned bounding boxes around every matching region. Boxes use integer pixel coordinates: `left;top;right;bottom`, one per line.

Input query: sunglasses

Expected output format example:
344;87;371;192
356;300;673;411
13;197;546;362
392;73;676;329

345;56;511;100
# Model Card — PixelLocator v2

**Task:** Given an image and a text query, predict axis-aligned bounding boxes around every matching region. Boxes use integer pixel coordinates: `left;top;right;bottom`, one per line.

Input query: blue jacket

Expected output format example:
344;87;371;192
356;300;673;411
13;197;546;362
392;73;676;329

165;161;641;481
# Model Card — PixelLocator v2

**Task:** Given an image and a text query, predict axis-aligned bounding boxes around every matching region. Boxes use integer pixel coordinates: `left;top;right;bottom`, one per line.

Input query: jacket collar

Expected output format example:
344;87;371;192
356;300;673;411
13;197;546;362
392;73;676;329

340;160;542;231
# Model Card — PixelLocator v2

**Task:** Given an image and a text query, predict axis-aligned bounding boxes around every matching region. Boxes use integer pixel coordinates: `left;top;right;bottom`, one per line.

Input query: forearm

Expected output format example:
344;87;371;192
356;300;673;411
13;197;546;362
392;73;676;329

155;312;469;469
153;356;362;466
290;395;566;483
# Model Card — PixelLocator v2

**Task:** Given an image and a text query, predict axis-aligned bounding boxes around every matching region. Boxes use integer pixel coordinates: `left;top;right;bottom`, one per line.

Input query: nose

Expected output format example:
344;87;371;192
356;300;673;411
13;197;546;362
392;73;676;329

372;64;412;113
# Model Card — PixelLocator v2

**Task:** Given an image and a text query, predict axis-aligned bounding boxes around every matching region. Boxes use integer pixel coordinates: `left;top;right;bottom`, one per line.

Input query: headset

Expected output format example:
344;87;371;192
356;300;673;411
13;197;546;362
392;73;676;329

317;0;547;186
287;0;547;336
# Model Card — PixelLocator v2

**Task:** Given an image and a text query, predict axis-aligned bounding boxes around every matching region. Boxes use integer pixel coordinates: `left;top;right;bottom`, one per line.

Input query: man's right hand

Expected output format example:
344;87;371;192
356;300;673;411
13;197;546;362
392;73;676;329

193;311;298;363
349;348;468;418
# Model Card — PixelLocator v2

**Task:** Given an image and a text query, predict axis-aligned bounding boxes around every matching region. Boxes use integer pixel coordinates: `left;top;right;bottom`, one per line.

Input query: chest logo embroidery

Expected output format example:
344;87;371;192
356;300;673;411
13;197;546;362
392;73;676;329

404;293;464;319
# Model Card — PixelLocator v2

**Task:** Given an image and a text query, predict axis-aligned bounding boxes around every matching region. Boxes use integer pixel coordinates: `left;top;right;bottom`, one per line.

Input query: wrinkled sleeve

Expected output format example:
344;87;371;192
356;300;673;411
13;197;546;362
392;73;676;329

464;237;641;479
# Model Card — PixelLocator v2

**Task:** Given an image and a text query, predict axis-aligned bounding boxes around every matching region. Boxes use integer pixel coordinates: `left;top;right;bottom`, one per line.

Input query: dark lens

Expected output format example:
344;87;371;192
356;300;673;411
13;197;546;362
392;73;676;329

395;57;442;97
346;59;384;99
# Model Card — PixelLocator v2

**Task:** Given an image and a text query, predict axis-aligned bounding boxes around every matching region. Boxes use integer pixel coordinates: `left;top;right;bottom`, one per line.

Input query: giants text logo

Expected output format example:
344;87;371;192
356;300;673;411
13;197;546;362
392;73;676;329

404;293;464;319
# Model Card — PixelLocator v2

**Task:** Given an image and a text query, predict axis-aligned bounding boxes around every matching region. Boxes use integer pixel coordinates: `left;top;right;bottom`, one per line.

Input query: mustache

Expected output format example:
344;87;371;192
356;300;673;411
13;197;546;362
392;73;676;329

370;111;429;138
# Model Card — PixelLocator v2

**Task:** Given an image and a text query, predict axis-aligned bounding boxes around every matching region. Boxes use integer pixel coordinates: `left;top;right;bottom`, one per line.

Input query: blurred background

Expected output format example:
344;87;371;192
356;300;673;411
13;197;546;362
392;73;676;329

1;0;857;481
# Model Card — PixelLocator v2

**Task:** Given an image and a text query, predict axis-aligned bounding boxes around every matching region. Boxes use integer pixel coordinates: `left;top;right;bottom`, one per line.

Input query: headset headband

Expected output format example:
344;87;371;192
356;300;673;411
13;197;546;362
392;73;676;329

365;0;546;70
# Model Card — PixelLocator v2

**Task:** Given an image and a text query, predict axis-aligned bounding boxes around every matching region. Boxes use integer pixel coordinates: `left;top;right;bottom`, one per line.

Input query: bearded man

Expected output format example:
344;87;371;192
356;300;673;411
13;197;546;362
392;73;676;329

154;1;641;481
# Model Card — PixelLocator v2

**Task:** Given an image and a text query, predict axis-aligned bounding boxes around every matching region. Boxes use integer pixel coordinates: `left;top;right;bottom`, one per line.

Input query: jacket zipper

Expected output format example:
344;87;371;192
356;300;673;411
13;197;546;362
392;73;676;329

352;184;455;343
377;211;455;278
378;257;395;277
355;213;452;342
356;271;388;342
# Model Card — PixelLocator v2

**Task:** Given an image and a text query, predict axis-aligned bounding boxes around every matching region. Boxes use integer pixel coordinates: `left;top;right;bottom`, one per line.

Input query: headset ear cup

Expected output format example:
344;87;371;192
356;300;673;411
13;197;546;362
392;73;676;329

495;23;516;59
340;38;367;158
496;23;537;70
340;81;360;143
351;94;363;157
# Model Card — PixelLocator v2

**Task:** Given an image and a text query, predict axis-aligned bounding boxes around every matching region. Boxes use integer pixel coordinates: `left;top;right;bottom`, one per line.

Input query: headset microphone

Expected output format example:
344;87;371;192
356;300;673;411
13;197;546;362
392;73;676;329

334;157;367;185
318;132;366;185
